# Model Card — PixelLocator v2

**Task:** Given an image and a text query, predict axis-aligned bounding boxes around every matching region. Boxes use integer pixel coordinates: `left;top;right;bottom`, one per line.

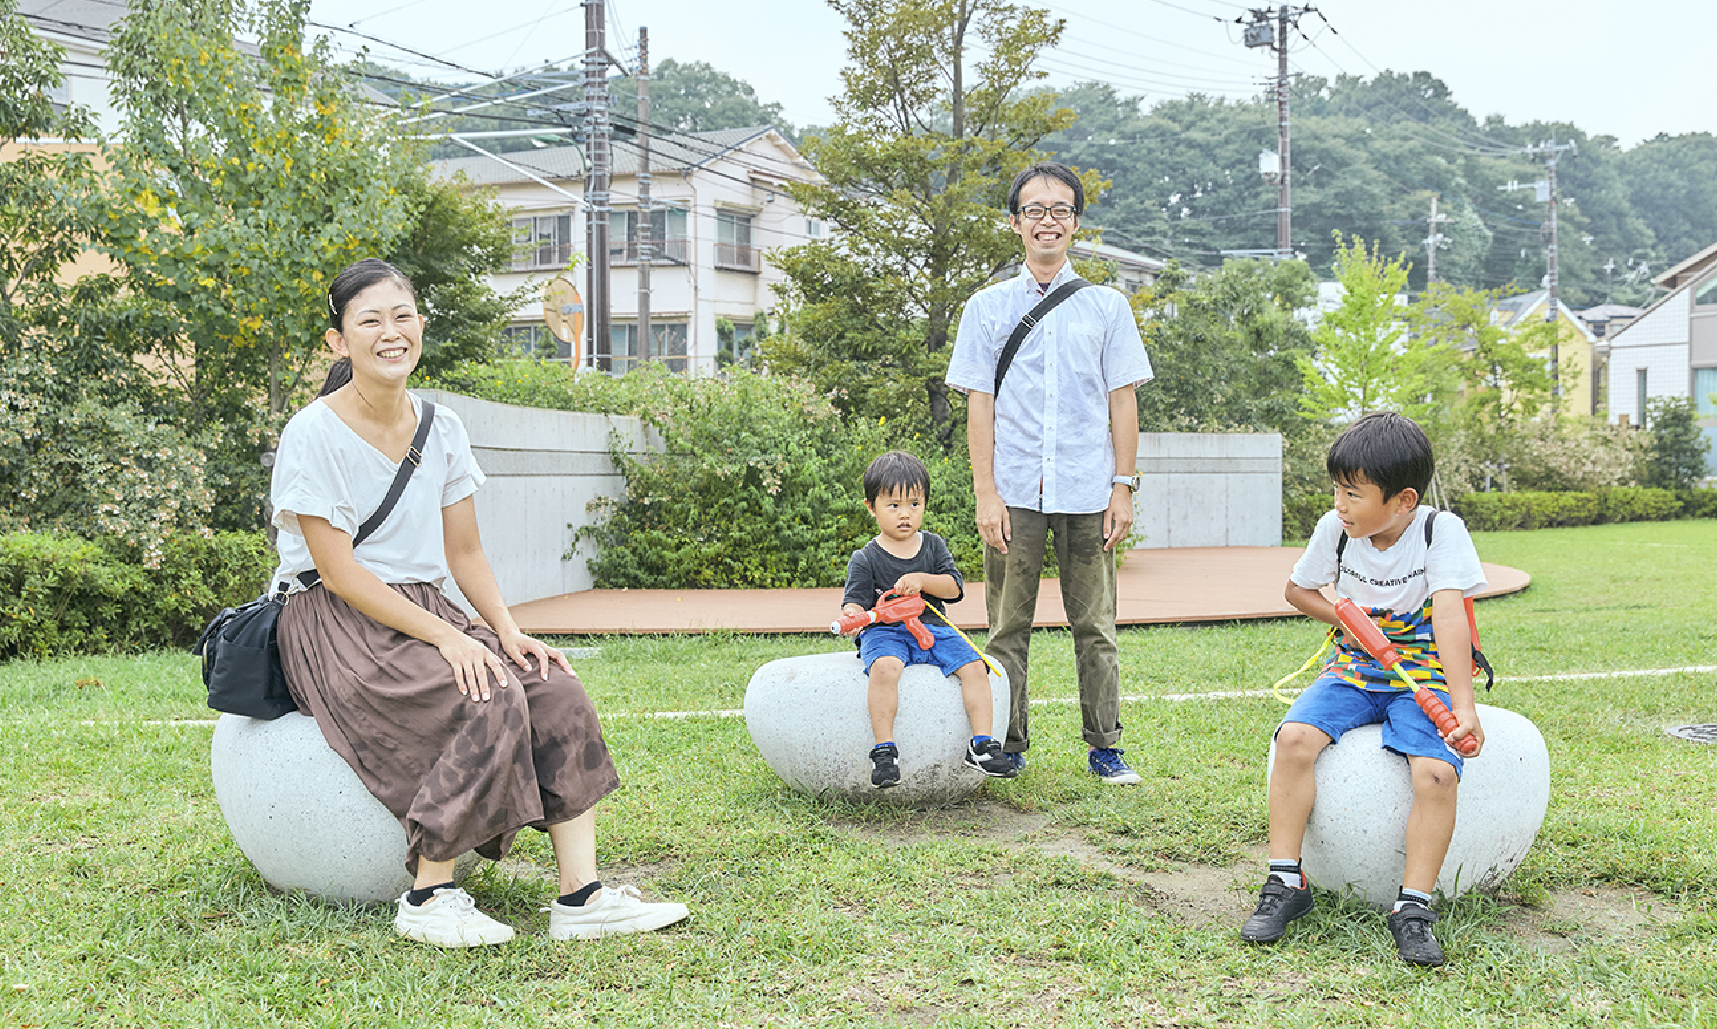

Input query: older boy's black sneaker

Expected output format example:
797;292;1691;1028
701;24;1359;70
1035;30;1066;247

1240;877;1313;943
964;737;1017;778
870;743;900;788
1387;903;1446;966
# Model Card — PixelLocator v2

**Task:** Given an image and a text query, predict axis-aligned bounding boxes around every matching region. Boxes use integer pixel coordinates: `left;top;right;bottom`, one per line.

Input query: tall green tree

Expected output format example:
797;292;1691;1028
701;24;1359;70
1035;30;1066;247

764;0;1077;439
101;0;416;424
1298;235;1450;422
607;59;795;140
0;0;108;356
1132;258;1316;433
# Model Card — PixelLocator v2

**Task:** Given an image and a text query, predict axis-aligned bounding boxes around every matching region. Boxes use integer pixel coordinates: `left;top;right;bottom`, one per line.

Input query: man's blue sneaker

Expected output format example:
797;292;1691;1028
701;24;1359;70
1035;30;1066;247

1088;747;1142;784
1003;751;1028;774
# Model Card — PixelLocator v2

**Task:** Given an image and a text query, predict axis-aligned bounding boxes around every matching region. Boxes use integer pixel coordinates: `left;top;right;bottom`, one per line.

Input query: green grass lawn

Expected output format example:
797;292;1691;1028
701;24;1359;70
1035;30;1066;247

2;520;1714;1027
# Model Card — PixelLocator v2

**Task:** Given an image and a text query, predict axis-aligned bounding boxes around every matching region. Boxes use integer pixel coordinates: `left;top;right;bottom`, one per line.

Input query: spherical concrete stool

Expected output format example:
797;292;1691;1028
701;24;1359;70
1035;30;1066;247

211;712;482;903
1266;703;1549;907
744;651;1010;807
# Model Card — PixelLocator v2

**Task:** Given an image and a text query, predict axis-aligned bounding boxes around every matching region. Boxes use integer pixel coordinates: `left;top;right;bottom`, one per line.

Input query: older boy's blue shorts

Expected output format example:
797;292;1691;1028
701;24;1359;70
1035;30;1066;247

859;621;985;677
1280;674;1465;777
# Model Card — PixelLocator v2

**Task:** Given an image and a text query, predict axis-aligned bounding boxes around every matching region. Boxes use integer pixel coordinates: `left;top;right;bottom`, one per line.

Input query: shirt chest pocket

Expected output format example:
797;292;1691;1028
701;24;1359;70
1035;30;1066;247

1058;320;1104;364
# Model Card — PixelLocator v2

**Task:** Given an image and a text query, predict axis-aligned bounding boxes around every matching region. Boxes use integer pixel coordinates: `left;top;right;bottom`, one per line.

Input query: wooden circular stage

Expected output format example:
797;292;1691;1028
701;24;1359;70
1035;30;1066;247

509;546;1531;636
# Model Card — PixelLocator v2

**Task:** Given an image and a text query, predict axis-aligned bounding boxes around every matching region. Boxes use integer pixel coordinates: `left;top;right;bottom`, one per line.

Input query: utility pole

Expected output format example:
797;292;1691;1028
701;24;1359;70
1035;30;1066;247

1424;193;1451;284
1241;6;1311;259
1498;138;1576;397
635;26;652;367
583;0;611;371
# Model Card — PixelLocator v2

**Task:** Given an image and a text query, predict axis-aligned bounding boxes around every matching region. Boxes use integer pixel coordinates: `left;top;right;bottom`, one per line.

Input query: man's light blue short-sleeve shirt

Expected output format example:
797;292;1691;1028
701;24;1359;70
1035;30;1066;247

946;261;1153;514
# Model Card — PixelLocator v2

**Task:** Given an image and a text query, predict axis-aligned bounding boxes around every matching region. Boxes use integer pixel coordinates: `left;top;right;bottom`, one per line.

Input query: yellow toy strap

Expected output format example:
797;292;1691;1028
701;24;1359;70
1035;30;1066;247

919;605;1005;678
1272;627;1336;705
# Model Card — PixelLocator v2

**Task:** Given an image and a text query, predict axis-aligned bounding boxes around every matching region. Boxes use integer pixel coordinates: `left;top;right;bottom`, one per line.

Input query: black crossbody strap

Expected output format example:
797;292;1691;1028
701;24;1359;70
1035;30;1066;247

289;400;436;592
993;278;1090;395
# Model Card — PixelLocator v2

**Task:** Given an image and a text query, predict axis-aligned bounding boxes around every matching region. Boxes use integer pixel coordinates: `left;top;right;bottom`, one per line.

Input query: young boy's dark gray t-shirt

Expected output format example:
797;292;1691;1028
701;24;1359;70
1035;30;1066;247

841;532;964;616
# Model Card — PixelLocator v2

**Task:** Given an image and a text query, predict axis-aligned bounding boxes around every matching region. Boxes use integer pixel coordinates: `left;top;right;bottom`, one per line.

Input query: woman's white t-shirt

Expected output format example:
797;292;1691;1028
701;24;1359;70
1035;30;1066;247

269;395;485;593
1290;506;1487;616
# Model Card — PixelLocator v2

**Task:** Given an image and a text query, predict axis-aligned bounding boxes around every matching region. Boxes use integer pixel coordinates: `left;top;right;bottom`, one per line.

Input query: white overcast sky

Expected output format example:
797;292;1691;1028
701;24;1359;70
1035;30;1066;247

309;0;1707;148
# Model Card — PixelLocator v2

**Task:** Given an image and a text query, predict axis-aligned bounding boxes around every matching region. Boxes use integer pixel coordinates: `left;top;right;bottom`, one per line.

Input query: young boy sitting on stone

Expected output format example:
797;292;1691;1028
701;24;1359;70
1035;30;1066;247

840;450;1015;789
1242;412;1487;966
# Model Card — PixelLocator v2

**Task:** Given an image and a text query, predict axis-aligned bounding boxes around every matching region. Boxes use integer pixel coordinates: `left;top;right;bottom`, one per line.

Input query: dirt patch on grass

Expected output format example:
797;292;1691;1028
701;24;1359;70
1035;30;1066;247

1500;886;1676;953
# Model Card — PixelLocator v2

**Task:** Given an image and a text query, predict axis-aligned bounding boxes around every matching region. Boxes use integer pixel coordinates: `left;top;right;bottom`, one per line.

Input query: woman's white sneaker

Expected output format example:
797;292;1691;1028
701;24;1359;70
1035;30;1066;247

393;887;515;948
545;885;689;940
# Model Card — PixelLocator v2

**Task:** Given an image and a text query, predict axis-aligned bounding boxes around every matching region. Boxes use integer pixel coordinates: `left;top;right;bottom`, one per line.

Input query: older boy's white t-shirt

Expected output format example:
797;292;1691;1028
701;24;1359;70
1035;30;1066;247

1290;507;1487;616
268;395;485;593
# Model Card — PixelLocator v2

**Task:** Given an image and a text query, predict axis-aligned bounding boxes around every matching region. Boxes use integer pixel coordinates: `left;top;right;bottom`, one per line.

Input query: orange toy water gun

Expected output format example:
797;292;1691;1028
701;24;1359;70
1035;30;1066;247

1333;597;1479;757
831;591;934;650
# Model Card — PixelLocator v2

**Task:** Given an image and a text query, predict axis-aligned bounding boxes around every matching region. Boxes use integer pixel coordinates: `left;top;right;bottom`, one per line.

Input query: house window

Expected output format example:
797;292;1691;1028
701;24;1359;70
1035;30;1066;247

510;214;575;271
716;211;758;272
1636;368;1648;427
498;323;569;360
602;321;689;374
805;218;824;239
1695;367;1717;418
608;207;689;265
1697;276;1717;307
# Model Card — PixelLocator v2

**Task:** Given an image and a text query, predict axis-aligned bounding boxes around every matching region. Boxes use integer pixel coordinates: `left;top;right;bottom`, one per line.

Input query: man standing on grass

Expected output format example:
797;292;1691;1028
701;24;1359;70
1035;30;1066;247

945;161;1154;784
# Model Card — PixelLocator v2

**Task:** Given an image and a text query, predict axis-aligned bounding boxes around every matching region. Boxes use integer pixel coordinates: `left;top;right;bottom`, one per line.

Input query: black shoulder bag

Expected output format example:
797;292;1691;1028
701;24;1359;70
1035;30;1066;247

196;401;436;719
993;278;1091;395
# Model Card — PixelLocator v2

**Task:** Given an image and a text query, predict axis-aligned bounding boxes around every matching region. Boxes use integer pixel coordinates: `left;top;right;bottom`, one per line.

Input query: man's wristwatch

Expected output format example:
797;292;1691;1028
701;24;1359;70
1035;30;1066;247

1112;474;1140;493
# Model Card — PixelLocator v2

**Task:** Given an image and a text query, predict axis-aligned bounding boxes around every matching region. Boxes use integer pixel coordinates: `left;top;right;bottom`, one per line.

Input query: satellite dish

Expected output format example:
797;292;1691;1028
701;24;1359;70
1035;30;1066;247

542;276;584;364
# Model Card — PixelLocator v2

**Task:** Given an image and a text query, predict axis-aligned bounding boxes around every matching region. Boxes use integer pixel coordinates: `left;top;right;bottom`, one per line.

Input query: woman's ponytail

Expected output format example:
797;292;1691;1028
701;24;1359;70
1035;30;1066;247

318;356;353;397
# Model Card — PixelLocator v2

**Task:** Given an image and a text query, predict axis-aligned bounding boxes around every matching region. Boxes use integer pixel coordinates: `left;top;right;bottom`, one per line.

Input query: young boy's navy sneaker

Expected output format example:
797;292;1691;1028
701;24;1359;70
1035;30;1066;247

964;737;1017;778
1387;903;1446;966
1088;746;1142;784
869;743;900;788
1240;877;1314;943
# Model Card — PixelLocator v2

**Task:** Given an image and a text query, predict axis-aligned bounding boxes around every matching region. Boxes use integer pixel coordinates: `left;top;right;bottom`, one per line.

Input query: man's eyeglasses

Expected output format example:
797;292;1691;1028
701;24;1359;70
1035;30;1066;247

1017;203;1077;223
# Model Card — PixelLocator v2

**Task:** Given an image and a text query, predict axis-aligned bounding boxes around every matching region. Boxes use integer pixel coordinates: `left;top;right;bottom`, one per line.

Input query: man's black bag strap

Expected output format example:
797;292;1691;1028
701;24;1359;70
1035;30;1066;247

287;399;435;593
1334;509;1492;689
993;278;1091;395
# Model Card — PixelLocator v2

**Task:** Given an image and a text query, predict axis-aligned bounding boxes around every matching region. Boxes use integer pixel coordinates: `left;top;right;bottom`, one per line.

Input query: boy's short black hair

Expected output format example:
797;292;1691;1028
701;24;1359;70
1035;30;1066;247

1326;411;1434;502
864;450;930;506
1007;161;1085;217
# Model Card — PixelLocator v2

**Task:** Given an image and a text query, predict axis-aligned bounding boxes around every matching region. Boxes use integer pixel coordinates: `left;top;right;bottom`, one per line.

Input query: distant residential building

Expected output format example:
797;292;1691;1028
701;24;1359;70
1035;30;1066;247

1602;241;1717;470
1578;303;1643;341
1068;241;1165;294
1488;291;1601;417
16;0;124;136
431;126;818;375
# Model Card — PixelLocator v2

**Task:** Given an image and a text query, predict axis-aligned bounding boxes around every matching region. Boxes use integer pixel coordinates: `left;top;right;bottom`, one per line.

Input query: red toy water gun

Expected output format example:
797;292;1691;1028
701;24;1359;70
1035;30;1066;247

1333;598;1479;757
831;591;934;650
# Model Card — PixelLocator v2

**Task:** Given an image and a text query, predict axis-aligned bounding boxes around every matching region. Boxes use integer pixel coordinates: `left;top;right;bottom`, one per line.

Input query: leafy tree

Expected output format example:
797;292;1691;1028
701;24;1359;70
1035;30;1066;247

101;0;416;425
764;0;1077;440
1645;396;1712;490
387;169;528;377
1409;282;1552;429
0;0;108;356
1297;235;1450;422
1619;133;1717;273
607;59;795;140
1131;258;1316;432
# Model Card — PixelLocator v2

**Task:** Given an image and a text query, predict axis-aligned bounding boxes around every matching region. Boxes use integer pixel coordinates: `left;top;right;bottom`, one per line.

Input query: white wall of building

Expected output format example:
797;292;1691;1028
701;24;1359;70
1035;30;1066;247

1607;289;1691;425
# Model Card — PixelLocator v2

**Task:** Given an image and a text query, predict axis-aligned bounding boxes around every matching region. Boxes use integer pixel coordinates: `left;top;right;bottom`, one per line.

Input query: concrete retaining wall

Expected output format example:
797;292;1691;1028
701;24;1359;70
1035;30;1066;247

1132;432;1282;549
413;389;656;607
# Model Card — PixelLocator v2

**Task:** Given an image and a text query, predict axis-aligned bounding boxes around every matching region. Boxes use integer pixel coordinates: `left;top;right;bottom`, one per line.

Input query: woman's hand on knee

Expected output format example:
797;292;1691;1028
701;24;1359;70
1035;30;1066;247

435;630;510;701
499;631;571;681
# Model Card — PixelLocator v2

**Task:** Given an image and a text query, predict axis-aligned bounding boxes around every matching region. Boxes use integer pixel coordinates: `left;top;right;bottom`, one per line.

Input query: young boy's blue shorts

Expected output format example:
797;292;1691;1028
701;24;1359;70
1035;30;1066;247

1280;674;1465;777
858;621;985;677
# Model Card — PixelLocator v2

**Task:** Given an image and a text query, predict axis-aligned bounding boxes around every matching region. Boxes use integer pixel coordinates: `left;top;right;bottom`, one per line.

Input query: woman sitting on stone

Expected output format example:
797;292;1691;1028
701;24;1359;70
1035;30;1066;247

269;257;687;947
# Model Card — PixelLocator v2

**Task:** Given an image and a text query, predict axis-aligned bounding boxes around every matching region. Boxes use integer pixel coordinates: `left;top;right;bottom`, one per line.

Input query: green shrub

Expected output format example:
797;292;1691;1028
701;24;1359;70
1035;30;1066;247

0;530;271;660
1681;487;1717;519
1453;488;1684;531
1646;396;1712;490
1282;492;1328;539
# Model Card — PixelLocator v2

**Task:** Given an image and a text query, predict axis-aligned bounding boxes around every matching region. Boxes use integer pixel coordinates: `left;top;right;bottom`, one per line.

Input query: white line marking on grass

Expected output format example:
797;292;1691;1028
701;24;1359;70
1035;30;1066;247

35;666;1717;729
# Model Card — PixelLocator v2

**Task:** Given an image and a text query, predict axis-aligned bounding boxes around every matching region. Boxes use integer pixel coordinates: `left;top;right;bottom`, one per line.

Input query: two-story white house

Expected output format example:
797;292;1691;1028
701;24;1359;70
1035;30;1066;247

1603;241;1717;469
17;0;125;136
430;126;820;375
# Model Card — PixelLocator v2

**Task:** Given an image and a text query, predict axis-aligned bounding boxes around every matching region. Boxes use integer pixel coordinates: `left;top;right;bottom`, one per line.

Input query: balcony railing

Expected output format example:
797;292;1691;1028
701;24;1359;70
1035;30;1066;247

715;243;761;273
609;238;691;266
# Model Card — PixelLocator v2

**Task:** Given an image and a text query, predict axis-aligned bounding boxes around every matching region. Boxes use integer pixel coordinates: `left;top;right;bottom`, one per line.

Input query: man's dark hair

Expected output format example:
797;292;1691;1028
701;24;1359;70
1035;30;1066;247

863;450;931;506
1007;161;1084;217
1326;411;1435;502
